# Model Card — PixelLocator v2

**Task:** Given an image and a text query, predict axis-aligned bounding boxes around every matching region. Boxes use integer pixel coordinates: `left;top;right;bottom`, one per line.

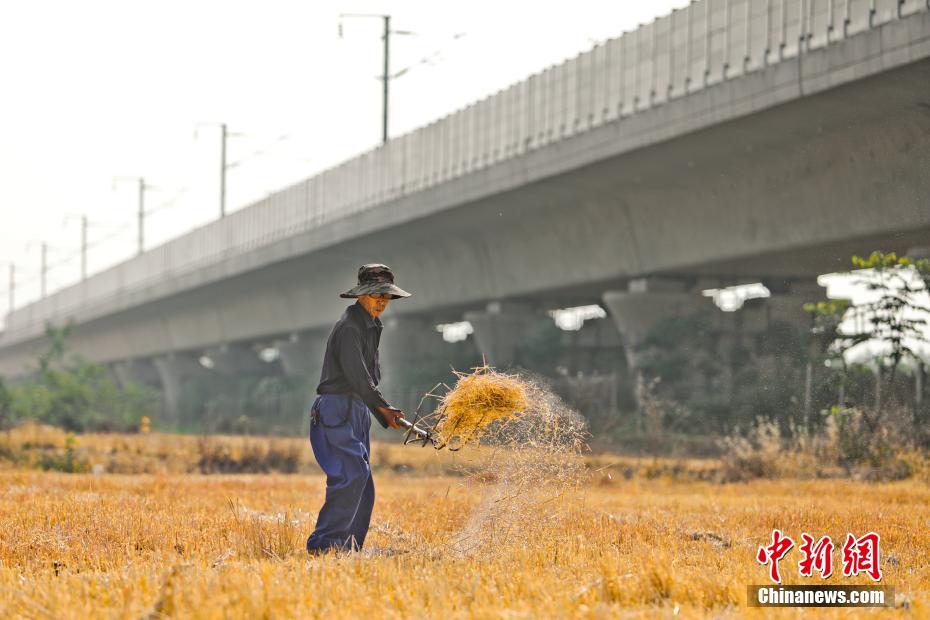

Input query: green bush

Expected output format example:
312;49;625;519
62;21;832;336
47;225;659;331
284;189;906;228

0;377;12;430
5;322;158;432
38;433;89;473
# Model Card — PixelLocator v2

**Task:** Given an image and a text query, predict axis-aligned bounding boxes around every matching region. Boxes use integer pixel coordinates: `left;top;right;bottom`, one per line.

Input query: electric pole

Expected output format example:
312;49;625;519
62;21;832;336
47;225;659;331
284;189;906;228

196;122;238;219
137;177;145;255
339;13;415;144
25;241;49;299
7;263;13;314
80;215;88;280
40;242;47;298
382;15;390;144
66;214;89;280
114;176;149;256
220;123;227;218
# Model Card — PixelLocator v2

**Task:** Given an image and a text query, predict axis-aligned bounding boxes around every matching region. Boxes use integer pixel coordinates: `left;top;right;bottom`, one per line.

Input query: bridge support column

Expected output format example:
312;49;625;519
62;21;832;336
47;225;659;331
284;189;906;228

759;280;829;424
152;353;209;426
602;279;712;370
204;343;275;375
379;315;450;412
275;331;327;384
907;246;930;260
464;302;547;368
380;316;446;370
111;358;161;389
602;279;713;415
761;280;825;332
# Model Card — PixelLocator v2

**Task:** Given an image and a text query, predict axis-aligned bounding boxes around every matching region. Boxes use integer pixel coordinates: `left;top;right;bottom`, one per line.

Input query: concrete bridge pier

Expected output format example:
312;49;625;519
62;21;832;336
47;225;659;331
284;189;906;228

204;343;276;375
464;301;548;368
602;279;714;416
380;316;447;368
602;279;712;371
602;278;828;404
275;331;327;384
111;358;161;389
758;280;829;420
761;280;825;332
152;352;209;425
379;315;450;411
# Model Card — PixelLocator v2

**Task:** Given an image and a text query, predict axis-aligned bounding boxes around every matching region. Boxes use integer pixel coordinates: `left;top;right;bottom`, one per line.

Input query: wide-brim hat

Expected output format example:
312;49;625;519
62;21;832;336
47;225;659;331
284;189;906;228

340;263;412;299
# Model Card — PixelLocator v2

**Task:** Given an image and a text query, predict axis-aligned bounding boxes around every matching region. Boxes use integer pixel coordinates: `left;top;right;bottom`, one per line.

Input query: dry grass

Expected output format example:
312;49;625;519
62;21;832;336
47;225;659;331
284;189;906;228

1;416;928;617
5;422;927;484
0;423;472;477
3;359;926;618
0;469;927;618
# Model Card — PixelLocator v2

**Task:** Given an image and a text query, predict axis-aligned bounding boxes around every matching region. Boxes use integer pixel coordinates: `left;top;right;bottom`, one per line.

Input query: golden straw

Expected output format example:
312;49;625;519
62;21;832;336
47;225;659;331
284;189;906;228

431;364;529;450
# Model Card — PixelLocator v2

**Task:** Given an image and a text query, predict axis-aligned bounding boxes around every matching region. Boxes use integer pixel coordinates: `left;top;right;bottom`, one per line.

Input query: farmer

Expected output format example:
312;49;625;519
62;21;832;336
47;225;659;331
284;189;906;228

306;263;411;554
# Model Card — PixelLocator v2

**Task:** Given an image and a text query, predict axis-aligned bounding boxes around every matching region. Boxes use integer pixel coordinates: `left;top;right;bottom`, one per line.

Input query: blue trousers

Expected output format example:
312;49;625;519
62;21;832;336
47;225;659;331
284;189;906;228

306;394;375;553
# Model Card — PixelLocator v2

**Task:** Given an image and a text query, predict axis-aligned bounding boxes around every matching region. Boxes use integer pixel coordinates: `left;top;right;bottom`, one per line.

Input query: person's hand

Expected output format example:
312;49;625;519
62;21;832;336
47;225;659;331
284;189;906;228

377;407;405;429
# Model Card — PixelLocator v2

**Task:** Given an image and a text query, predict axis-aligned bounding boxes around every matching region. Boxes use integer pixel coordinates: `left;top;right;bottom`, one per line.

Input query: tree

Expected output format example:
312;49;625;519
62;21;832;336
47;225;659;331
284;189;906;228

807;252;930;430
37;321;73;374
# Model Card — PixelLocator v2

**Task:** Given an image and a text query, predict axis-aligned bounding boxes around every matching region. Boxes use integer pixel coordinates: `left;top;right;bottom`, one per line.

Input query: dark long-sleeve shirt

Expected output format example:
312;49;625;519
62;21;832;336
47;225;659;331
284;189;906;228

316;302;392;428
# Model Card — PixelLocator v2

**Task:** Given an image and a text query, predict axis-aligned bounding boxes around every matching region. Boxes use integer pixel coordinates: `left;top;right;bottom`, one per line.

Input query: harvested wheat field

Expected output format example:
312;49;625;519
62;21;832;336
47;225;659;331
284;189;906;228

0;455;928;618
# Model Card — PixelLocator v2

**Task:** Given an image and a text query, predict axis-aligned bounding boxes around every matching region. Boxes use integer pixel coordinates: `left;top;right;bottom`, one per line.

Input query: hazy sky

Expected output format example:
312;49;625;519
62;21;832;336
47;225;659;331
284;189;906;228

0;0;690;316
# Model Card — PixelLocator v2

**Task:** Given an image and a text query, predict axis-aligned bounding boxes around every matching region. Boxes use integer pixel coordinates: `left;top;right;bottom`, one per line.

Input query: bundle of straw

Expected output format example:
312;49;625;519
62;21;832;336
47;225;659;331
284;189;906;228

432;364;529;450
